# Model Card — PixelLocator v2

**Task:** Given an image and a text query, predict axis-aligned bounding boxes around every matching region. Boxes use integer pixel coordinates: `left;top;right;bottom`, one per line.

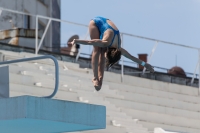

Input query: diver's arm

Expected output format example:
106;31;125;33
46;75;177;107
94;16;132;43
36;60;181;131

68;39;109;47
119;48;143;64
119;48;154;72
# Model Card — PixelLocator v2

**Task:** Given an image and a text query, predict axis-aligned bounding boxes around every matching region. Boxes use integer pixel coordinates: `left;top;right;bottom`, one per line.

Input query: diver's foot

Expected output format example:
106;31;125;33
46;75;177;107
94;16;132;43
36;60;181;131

94;85;101;91
92;78;102;91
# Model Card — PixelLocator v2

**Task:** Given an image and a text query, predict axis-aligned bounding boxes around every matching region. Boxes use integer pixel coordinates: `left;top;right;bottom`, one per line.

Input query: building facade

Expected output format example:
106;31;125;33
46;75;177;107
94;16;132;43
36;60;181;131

0;0;61;52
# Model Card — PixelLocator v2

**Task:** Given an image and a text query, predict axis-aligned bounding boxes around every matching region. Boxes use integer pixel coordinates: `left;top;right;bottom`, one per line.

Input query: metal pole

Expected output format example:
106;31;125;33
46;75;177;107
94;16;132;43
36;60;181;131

121;33;124;82
121;32;198;50
191;60;199;85
37;18;52;53
142;41;158;74
0;55;59;98
35;16;38;55
0;8;2;16
198;49;200;95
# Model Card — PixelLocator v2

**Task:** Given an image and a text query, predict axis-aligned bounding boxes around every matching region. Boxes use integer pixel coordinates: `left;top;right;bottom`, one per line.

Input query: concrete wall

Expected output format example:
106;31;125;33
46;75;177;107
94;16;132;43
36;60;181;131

0;0;60;52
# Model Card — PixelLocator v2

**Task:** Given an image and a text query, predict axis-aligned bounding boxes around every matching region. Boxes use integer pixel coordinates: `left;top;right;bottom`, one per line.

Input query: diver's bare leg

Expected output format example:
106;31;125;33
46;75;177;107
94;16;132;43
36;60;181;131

89;20;101;89
92;47;100;81
98;48;106;87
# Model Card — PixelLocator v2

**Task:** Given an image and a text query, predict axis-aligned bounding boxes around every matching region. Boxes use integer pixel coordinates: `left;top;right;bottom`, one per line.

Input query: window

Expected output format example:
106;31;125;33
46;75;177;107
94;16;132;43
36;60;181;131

24;15;30;29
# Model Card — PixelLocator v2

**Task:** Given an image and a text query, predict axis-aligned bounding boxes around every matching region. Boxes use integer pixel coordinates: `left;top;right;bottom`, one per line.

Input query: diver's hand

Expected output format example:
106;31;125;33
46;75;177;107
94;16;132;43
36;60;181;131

144;63;154;73
68;39;76;45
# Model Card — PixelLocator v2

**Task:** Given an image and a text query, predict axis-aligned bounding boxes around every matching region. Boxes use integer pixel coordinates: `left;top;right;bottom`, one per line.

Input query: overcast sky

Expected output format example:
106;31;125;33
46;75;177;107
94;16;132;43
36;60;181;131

61;0;200;75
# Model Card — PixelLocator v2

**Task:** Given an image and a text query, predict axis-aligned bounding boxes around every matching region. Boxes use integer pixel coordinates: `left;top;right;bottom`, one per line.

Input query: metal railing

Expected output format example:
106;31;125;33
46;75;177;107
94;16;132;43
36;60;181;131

0;7;200;94
0;55;59;98
119;34;200;83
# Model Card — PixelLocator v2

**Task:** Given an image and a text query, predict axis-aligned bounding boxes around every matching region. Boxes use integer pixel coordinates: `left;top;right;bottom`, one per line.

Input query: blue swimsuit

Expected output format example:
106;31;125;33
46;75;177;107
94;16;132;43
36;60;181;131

92;16;121;48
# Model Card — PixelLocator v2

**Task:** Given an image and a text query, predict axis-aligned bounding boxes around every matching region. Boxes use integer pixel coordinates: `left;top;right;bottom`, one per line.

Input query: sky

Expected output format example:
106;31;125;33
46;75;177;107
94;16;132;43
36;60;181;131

60;0;200;75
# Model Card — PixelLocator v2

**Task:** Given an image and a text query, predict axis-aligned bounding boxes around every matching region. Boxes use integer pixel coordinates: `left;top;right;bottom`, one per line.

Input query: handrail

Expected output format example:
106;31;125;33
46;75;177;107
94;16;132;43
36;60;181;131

0;55;59;98
121;32;199;50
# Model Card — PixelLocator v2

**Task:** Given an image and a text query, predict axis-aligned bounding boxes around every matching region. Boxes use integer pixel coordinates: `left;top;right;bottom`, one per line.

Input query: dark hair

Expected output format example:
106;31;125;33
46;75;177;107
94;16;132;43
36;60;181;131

106;48;121;70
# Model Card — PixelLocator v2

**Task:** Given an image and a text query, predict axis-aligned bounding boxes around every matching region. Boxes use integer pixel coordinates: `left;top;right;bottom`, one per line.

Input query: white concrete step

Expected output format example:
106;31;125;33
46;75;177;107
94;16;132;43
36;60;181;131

106;111;134;121
121;108;200;130
9;72;79;87
77;96;119;112
9;75;68;93
106;97;200;120
3;50;198;96
75;92;148;129
11;60;198;108
9;68;89;86
106;117;143;128
118;91;200;113
74;87;149;131
3;54;91;80
10;74;121;112
9;66;85;80
3;55;90;78
77;97;123;115
107;116;138;123
8;63;79;76
9;83;78;102
0;51;94;77
11;66;89;82
7;64;114;93
105;81;200;104
84;124;148;133
9;72;121;100
75;89;124;99
106;118;149;131
103;73;198;96
2;52;80;69
10;91;30;97
7;59;121;95
139;121;200;133
81;125;130;133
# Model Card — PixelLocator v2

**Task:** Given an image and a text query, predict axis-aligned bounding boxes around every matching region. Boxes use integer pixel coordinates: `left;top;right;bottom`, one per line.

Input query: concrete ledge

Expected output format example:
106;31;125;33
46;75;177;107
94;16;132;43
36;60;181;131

0;96;106;133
